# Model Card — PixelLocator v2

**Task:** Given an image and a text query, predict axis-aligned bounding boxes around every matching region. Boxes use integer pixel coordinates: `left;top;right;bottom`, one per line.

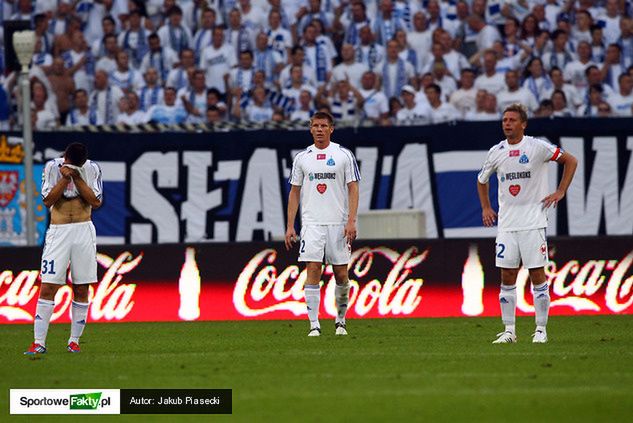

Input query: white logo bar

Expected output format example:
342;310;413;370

10;389;121;414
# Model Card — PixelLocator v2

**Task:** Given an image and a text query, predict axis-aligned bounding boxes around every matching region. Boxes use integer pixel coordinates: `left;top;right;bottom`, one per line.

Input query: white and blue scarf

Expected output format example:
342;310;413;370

382;58;407;99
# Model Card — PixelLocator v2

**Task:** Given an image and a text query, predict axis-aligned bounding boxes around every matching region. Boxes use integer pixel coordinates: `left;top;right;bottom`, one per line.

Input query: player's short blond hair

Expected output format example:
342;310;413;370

503;103;528;122
310;111;335;127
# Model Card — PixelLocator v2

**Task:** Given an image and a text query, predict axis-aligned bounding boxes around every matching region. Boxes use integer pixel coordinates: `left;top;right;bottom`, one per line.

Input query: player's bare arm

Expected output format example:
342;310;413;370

541;151;578;209
285;184;301;250
42;168;72;208
345;181;359;243
477;180;497;226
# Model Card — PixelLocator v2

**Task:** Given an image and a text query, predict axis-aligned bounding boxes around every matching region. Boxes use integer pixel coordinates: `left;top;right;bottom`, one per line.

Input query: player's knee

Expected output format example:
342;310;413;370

332;265;349;284
39;283;60;300
72;284;90;302
500;268;519;285
528;267;546;285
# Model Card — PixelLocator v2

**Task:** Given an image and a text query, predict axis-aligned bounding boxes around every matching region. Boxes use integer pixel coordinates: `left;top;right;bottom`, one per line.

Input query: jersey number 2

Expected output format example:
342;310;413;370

496;243;506;259
300;240;306;253
42;259;56;275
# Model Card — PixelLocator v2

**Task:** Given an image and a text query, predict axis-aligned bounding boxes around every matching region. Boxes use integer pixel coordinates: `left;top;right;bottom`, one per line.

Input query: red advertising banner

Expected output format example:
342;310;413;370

1;239;632;324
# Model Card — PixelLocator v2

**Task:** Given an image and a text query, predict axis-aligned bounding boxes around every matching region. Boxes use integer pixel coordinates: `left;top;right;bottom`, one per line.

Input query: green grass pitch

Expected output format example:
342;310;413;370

1;315;632;422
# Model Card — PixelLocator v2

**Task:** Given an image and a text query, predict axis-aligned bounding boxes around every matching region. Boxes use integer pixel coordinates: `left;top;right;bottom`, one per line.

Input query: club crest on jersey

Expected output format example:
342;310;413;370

308;173;314;181
509;185;521;196
509;150;520;157
500;175;505;182
540;243;547;255
316;183;327;194
327;157;335;166
317;154;326;160
519;154;529;164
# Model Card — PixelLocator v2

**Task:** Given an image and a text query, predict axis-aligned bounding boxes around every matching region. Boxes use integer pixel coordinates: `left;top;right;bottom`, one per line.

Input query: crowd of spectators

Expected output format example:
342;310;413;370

0;0;632;130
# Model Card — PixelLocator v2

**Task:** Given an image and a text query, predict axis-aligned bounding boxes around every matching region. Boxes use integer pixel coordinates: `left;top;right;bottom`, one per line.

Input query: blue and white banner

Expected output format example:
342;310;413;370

1;118;632;245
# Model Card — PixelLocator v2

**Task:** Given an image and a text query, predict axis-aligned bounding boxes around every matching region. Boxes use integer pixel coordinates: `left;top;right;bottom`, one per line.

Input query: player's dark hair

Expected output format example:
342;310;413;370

34;13;47;26
503;103;528;122
64;143;88;166
310;111;334;127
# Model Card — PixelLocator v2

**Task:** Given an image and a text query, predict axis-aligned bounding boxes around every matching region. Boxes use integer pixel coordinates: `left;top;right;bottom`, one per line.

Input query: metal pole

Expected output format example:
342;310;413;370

20;70;36;246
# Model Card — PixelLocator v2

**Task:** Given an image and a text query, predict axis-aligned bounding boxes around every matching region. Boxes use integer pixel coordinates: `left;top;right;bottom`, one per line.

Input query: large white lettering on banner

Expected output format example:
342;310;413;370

563;137;633;235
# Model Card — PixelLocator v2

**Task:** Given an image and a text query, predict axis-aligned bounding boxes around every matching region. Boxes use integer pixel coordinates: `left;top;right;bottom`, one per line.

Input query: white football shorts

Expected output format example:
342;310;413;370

298;224;351;265
495;228;548;269
40;221;98;284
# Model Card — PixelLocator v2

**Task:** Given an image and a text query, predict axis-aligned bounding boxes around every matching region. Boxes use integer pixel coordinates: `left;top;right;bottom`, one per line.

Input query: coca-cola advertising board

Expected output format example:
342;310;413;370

1;238;631;324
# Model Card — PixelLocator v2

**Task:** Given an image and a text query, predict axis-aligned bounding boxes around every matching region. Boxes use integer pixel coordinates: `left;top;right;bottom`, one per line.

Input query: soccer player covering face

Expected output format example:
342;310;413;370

477;104;577;344
25;143;103;355
286;112;361;336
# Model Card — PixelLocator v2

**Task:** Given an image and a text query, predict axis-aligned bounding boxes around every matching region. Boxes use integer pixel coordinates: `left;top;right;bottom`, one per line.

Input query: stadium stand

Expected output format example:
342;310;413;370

0;0;632;131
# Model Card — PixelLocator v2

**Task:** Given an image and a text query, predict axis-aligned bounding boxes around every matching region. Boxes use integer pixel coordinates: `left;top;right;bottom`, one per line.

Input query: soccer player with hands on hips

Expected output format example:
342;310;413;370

286;112;360;337
477;103;577;344
25;143;103;355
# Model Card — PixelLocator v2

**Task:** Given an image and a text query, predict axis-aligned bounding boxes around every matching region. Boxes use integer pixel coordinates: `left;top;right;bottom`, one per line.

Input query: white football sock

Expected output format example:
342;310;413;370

499;284;517;333
69;301;90;344
34;299;55;346
335;283;350;324
532;282;550;328
304;284;321;329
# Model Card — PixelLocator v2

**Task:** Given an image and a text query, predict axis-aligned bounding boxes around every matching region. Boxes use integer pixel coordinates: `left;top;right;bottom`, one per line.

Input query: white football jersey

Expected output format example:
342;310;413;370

41;158;103;205
289;142;361;225
478;136;562;232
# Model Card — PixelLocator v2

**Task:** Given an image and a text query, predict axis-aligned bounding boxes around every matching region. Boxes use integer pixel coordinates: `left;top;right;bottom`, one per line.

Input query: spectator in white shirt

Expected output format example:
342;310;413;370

110;50;144;92
279;46;317;88
467;14;500;55
332;43;369;90
88;70;125;125
146;86;188;124
380;39;415;99
167;48;196;92
140;33;179;83
522;57;553;104
542;66;583;110
62;31;94;92
598;0;621;45
95;34;119;74
226;7;256;57
179;69;209;124
191;8;216;61
118;10;150;68
464;89;499;121
450;68;477;116
425;83;461;123
237;85;274;122
65;89;92;126
137;68;165;112
473;49;506;95
497;69;539;113
550;89;576;117
407;12;433;72
607;73;633;117
302;23;334;87
432;61;458;102
229;50;256;98
355;26;386;72
199;27;237;95
266;9;293;63
358;71;389;125
31;80;59;130
396;84;432;125
157;5;192;54
92;16;117;60
116;92;148;125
